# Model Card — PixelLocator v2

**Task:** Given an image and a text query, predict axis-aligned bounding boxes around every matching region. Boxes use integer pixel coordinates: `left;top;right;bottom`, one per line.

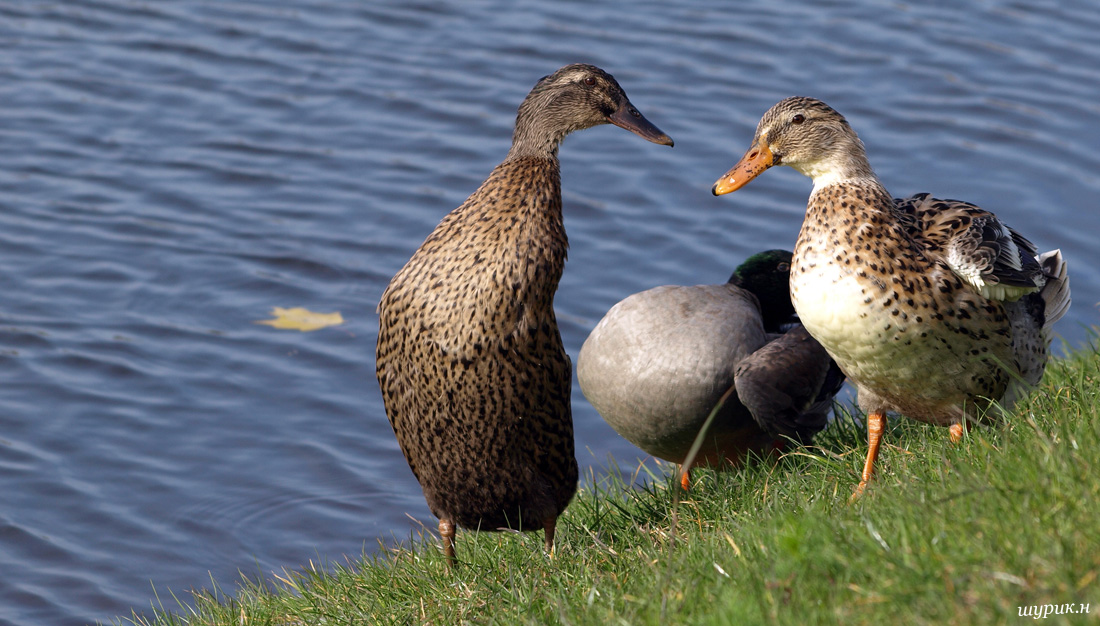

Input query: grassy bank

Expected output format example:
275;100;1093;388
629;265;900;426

119;345;1100;625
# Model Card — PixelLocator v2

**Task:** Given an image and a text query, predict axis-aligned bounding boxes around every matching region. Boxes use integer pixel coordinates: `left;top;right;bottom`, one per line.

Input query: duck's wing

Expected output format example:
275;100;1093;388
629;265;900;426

803;358;846;425
893;193;1044;302
733;325;843;443
1036;249;1071;327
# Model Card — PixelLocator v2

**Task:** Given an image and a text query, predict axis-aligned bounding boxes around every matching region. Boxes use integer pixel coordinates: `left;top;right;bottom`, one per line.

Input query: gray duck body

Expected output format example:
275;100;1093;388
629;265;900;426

577;251;843;469
376;64;672;549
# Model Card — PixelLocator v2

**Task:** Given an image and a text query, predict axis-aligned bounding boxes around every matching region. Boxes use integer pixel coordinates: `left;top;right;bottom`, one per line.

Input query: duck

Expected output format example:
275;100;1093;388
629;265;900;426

711;97;1070;499
577;250;844;489
376;64;673;563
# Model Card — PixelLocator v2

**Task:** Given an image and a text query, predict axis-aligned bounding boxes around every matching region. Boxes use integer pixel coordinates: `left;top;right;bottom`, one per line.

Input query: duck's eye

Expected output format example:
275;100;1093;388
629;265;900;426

777;262;791;272
584;76;596;86
791;114;806;125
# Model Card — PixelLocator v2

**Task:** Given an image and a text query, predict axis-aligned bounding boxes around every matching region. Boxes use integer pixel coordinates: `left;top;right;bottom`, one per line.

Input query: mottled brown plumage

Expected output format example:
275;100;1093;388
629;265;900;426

713;97;1070;498
376;64;672;562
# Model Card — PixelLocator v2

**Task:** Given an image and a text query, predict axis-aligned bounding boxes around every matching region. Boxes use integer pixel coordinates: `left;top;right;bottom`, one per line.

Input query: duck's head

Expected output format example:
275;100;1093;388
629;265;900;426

711;97;873;195
728;249;796;332
509;64;673;158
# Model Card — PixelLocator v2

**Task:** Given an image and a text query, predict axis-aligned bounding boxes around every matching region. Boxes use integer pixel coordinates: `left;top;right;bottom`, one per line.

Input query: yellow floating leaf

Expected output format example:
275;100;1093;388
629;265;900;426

256;307;344;332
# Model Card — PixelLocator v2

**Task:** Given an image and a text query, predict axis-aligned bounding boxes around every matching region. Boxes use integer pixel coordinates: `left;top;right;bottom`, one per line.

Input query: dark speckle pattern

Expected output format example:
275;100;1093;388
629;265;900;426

716;96;1070;429
375;64;671;553
378;157;576;533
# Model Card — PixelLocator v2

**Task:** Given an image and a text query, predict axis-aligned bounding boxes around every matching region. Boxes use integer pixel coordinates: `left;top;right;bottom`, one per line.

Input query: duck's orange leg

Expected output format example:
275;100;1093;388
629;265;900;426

948;420;969;443
679;465;692;491
850;411;886;502
439;518;457;566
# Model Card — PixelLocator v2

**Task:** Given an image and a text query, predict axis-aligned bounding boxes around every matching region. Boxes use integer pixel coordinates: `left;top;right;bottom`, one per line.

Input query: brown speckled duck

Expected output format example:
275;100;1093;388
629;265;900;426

712;97;1070;499
376;64;673;562
577;250;843;489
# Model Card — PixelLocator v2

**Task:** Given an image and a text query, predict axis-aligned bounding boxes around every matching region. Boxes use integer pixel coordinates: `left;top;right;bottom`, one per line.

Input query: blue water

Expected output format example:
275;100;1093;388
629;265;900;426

1;1;1097;624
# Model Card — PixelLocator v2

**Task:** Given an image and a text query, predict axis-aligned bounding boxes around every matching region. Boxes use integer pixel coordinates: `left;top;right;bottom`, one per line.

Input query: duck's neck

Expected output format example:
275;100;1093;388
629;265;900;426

791;137;880;194
794;140;900;261
507;131;562;160
806;168;880;193
493;157;568;313
429;156;567;331
505;102;574;160
480;156;568;273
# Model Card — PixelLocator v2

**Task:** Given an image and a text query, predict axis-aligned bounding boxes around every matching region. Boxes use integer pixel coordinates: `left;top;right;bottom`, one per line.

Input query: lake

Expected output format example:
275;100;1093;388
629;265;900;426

1;1;1098;624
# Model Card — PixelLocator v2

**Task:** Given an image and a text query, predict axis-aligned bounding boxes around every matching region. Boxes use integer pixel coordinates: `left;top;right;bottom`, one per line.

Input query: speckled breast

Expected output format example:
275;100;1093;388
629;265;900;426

791;230;1011;424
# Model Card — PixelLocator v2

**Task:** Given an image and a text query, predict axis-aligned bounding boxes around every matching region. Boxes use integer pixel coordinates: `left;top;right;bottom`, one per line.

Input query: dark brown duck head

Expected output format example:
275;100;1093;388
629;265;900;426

508;63;674;159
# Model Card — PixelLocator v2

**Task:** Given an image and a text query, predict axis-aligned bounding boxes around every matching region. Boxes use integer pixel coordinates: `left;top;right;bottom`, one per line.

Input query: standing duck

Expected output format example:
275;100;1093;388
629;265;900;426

712;97;1070;498
376;64;673;562
577;250;844;489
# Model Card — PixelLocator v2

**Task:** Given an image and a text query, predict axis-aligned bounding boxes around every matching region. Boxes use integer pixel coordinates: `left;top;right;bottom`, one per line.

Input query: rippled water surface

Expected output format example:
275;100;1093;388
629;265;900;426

2;1;1099;624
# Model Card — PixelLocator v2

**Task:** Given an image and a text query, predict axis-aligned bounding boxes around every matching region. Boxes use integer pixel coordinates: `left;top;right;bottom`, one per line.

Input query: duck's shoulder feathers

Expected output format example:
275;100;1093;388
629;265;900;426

894;192;1043;302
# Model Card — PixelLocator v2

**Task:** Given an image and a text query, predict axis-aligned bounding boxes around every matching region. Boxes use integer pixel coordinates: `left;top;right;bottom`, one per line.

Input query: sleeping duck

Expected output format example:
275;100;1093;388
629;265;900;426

577;250;844;488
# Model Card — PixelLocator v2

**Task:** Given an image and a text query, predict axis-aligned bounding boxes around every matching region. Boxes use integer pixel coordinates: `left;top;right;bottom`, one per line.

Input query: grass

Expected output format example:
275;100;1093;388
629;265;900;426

116;344;1100;625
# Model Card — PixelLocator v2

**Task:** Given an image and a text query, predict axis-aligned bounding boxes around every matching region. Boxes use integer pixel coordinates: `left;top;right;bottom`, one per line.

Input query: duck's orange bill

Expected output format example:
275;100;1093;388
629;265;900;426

711;140;774;195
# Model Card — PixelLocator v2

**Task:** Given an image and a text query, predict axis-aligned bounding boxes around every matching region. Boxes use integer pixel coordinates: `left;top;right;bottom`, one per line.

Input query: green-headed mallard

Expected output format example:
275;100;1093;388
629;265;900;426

577;250;844;489
712;97;1070;498
376;64;673;562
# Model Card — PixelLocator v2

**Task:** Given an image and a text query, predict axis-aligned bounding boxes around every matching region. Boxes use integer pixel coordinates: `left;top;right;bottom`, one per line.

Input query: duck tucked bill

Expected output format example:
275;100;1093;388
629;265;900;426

712;96;1070;499
577;250;844;490
376;64;672;564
